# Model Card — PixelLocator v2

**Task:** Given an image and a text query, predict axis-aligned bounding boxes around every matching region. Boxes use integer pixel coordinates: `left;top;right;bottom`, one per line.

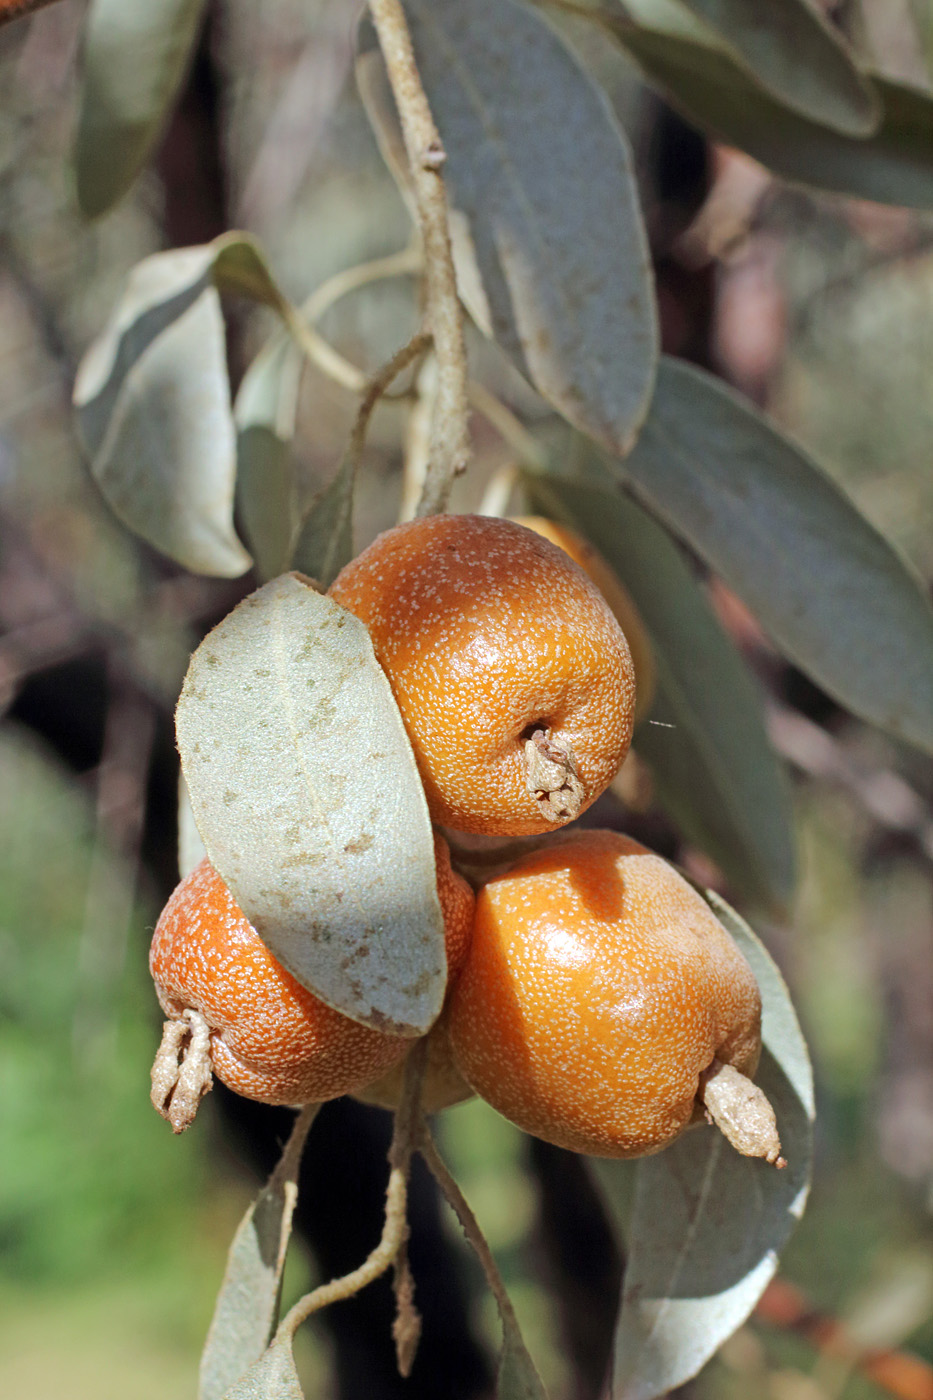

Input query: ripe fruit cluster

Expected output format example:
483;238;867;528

152;514;781;1165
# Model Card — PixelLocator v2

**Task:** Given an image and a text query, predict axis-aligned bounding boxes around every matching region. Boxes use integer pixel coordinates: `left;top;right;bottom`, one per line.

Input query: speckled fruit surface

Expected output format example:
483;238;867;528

514;516;656;722
150;833;474;1106
328;514;636;835
447;829;762;1158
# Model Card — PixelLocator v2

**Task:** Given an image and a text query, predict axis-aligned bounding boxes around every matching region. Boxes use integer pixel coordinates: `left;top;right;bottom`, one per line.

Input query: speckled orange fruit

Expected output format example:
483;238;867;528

447;830;762;1158
328;515;636;835
514;517;656;722
150;833;474;1107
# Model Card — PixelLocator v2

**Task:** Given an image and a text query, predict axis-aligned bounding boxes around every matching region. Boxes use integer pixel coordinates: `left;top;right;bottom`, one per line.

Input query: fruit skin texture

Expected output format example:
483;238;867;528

150;833;474;1108
447;829;762;1159
328;514;636;836
514;517;656;722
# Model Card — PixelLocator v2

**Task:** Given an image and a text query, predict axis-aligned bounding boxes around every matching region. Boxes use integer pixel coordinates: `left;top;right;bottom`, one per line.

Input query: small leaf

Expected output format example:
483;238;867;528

522;468;796;908
200;1107;317;1400
664;0;878;135
176;573;446;1035
288;454;356;589
235;336;304;583
393;0;659;454
74;0;208;218
221;1335;304;1400
607;357;933;755
178;772;207;880
593;899;813;1400
598;6;933;208
74;234;294;577
498;1312;549;1400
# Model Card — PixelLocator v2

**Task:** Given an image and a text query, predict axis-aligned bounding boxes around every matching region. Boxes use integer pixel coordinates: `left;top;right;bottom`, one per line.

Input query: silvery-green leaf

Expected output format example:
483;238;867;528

176;573;445;1035
178;772;207;879
597;7;933;208
74;234;293;577
200;1107;317;1400
523;469;795;908
593;899;813;1400
288;454;356;590
236;336;304;583
640;0;877;135
622;24;930;205
222;1336;304;1400
497;1311;549;1400
74;0;208;218
610;358;933;754
401;0;658;455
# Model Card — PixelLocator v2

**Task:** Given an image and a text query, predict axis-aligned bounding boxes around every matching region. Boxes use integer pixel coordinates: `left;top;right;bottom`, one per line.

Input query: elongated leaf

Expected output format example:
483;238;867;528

200;1107;317;1400
523;470;795;907
605;357;933;754
288;453;356;589
397;0;658;455
74;0;208;218
594;4;933;208
176;573;446;1035
236;336;304;583
593;898;813;1399
74;234;292;577
222;1335;304;1400
659;0;877;135
498;1312;549;1400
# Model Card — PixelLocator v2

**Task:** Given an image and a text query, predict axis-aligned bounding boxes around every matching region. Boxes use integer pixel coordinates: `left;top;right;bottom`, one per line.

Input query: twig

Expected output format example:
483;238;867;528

418;1122;524;1336
342;329;432;495
276;1038;428;1337
282;245;425;395
368;0;471;514
281;308;369;393
301;244;422;324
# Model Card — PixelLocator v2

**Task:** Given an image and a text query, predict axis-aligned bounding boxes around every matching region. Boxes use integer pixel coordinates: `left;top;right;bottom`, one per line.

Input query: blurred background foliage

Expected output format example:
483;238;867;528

0;1;931;1398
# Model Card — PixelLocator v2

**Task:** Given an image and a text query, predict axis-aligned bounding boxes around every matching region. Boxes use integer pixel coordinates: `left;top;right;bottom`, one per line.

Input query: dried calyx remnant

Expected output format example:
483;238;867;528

150;1009;214;1133
522;727;585;823
699;1058;786;1167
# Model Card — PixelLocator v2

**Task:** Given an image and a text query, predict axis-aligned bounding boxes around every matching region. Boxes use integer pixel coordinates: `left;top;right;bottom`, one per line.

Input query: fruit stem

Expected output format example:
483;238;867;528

698;1059;786;1167
368;0;471;515
276;1039;428;1337
418;1123;526;1340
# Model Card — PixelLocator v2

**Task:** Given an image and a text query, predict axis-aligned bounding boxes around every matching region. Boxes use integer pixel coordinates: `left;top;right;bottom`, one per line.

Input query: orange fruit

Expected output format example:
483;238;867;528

328;515;636;835
150;832;474;1115
447;829;762;1158
514;516;656;721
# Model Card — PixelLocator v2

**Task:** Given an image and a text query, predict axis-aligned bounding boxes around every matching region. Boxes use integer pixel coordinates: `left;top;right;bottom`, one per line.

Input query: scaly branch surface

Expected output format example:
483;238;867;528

368;0;470;514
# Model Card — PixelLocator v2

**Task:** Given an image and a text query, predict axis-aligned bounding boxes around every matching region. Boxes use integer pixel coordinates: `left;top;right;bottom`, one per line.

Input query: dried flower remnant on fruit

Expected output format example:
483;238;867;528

449;829;782;1164
148;834;471;1130
699;1058;785;1166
